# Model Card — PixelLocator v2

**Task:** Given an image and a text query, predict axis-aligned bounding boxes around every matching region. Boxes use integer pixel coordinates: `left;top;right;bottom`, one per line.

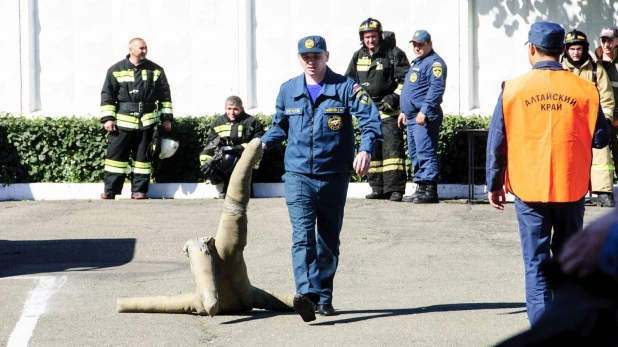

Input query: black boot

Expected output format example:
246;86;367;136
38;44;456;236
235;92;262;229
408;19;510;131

597;193;616;207
403;184;425;202
413;184;439;204
389;191;403;202
366;190;388;199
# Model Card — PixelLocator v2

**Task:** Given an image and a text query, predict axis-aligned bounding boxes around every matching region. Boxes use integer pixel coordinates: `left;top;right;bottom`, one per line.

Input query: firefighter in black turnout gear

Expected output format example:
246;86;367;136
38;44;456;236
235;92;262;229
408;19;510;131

199;96;265;198
345;18;410;201
99;38;174;200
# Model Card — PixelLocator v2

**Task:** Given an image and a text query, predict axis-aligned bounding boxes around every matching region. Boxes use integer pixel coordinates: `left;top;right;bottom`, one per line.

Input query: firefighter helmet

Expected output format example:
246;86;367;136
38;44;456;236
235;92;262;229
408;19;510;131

215;146;240;174
159;138;179;159
358;18;383;41
216;153;239;174
564;29;589;49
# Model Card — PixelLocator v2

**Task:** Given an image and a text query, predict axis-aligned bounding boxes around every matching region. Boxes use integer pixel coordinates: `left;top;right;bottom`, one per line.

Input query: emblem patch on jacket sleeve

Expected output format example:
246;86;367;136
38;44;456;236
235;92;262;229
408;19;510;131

432;67;443;78
432;62;443;78
352;83;371;105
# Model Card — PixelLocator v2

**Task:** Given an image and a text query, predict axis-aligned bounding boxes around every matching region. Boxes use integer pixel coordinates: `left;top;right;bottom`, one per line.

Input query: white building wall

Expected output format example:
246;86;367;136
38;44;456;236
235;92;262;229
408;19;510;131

1;0;617;117
32;0;242;116
254;0;462;115
0;1;22;113
473;0;598;114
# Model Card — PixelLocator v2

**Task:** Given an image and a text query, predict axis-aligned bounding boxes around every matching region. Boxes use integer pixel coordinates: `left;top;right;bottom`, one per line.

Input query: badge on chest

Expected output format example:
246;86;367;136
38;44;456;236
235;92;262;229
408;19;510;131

325;107;345;131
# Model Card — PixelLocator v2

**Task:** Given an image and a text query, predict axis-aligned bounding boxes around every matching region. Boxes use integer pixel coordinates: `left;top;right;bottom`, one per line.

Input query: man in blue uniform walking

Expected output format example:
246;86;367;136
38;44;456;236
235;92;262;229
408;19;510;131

486;21;610;326
260;35;382;322
398;30;447;203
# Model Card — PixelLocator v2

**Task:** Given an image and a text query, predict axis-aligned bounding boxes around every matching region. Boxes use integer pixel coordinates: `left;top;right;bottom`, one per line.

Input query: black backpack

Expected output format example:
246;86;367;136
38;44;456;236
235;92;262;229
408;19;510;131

382;31;397;78
382;31;396;49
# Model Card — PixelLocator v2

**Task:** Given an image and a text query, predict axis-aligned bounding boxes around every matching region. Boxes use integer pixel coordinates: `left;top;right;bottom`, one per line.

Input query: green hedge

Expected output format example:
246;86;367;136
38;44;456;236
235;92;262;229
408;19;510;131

0;112;490;185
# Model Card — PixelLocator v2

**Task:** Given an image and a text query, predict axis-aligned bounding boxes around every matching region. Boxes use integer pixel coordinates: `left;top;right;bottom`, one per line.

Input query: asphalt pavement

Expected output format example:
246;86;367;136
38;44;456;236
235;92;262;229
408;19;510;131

0;198;610;346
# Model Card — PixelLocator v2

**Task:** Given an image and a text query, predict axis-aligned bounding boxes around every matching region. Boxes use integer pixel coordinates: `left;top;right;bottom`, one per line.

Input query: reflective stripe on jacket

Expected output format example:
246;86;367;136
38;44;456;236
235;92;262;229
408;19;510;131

344;42;409;110
199;112;265;165
100;55;174;131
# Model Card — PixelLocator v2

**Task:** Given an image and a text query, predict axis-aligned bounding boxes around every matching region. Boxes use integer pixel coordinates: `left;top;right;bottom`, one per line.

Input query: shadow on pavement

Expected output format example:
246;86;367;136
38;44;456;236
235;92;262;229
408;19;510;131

220;302;526;325
0;238;136;277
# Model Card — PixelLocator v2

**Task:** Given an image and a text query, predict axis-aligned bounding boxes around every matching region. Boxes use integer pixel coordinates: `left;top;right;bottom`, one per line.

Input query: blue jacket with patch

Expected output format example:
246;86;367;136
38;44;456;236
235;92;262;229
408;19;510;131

400;50;447;117
261;67;383;175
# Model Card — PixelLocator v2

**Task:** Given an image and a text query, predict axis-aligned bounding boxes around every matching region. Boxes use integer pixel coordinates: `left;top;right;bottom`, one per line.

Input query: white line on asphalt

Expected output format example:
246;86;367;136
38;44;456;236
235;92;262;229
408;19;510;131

0;276;48;281
7;276;67;347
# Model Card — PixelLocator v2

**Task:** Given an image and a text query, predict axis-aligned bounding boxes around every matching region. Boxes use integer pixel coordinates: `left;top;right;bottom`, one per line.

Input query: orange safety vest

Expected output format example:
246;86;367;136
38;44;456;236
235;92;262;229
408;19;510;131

502;68;599;202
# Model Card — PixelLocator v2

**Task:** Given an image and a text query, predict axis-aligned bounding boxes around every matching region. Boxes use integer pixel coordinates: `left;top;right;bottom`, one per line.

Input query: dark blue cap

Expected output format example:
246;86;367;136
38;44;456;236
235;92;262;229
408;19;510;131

298;36;327;54
409;30;431;43
526;21;565;49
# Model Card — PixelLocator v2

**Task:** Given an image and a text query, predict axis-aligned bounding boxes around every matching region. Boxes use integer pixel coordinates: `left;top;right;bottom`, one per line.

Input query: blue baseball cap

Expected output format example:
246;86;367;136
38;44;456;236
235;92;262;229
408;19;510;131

526;21;565;49
298;36;327;54
409;30;431;43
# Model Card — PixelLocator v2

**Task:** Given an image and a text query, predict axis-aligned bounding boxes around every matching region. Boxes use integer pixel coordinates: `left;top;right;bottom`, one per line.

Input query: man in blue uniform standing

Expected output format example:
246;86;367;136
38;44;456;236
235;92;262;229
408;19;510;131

260;35;382;322
398;30;447;203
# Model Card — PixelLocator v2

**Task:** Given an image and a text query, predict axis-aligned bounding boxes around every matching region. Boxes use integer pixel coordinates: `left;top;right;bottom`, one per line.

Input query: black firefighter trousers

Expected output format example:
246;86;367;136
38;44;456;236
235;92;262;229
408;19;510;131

103;128;154;195
367;115;407;195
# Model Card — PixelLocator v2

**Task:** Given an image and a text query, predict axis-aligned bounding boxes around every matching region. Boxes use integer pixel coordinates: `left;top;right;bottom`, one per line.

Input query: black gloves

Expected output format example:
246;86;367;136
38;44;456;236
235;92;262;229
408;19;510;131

200;159;216;179
145;124;162;161
200;156;226;184
380;94;399;112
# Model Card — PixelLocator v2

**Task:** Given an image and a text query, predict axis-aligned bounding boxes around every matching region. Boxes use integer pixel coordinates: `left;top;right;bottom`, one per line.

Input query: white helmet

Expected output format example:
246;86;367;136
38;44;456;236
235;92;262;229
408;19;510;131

159;138;179;159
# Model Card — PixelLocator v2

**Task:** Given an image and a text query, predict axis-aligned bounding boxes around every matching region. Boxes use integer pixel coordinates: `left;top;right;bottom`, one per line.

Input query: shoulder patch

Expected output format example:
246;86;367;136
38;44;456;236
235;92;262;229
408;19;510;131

352;83;370;104
432;66;443;78
432;62;442;67
357;92;371;105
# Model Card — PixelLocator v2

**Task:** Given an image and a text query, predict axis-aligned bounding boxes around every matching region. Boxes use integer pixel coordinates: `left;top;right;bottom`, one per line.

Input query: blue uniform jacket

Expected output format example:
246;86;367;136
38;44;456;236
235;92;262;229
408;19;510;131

261;67;383;175
400;50;447;117
486;61;611;192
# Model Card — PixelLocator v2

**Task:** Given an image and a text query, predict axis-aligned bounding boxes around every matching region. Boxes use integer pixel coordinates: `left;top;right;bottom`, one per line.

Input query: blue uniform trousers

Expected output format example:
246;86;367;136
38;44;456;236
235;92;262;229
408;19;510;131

514;197;585;325
406;113;443;183
283;171;350;305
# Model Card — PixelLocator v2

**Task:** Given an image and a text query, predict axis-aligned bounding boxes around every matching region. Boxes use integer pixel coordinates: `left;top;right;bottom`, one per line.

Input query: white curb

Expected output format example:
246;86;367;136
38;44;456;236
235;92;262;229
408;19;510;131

0;182;505;201
2;182;611;202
